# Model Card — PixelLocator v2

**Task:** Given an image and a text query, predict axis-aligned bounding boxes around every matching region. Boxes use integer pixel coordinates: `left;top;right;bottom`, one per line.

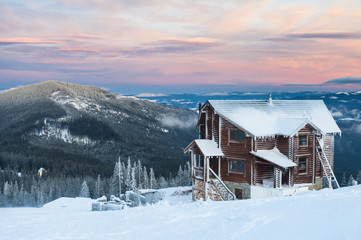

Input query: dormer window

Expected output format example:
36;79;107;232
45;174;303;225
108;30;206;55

229;129;245;142
299;135;308;147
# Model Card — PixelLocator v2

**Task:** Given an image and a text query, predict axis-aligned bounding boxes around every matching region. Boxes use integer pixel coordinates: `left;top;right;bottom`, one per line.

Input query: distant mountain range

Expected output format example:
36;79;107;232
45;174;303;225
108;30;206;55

1;81;359;179
138;91;361;178
0;81;198;177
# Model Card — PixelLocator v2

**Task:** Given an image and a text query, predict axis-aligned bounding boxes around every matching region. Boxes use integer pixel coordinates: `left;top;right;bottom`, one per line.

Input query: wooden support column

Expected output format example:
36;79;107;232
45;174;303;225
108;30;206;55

190;150;194;178
204;156;209;200
274;166;281;188
218;117;222;148
218;156;221;178
253;159;257;186
289;168;294;187
312;133;316;184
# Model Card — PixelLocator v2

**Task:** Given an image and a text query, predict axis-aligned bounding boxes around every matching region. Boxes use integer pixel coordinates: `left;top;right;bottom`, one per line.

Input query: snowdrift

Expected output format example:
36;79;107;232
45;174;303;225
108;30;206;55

0;186;360;240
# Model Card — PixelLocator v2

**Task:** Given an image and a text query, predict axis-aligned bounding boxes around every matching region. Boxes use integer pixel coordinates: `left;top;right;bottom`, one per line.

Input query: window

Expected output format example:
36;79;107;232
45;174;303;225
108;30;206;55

229;160;245;173
195;154;204;168
298;157;307;174
299;135;308;147
229;129;245;142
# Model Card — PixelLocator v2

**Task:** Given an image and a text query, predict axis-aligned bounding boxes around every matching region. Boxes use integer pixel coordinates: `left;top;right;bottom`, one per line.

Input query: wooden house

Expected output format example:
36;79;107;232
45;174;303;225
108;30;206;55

185;96;341;201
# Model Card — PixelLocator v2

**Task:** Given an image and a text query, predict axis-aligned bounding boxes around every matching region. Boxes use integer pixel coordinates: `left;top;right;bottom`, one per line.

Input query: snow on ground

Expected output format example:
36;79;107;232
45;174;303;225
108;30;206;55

1;186;361;240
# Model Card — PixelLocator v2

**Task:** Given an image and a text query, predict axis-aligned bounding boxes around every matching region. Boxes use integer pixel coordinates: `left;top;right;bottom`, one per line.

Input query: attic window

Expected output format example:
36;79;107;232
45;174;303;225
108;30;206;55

299;135;308;147
229;129;245;142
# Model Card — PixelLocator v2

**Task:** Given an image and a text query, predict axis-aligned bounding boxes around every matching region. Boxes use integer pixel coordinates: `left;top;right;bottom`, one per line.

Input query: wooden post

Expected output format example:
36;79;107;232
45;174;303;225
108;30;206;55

204;157;209;200
205;110;208;140
312;133;315;184
219;117;222;148
274;167;281;188
190;150;194;178
218;156;221;177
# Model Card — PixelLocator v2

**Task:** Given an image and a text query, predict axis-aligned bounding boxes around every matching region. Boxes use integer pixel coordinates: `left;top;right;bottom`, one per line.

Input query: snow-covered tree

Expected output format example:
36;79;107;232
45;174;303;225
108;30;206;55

131;167;137;191
3;181;13;206
137;160;143;189
347;175;355;187
111;158;124;196
149;168;157;189
125;157;132;191
356;171;361;185
79;181;90;198
143;166;149;189
95;175;104;198
341;173;347;187
175;165;184;186
158;176;168;189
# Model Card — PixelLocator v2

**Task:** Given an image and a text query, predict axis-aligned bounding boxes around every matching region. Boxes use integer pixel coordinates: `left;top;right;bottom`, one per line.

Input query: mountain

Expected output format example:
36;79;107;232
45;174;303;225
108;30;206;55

0;81;198;177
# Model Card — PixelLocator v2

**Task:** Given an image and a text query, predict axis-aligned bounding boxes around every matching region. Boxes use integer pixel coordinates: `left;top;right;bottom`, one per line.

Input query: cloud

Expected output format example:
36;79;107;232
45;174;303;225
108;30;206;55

0;38;64;46
263;32;361;44
282;75;361;87
323;76;361;85
159;114;197;129
116;38;220;57
285;32;361;39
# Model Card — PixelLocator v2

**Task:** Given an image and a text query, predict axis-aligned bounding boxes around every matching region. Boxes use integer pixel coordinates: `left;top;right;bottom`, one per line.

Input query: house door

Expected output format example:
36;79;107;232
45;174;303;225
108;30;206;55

209;157;219;176
282;169;289;186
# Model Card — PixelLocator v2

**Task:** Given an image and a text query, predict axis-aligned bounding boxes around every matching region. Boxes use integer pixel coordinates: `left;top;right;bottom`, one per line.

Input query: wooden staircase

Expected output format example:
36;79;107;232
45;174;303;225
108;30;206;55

209;168;236;200
316;137;340;189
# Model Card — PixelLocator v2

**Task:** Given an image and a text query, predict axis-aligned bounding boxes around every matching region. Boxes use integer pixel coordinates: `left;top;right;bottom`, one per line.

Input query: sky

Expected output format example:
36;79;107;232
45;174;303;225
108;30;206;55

0;0;361;94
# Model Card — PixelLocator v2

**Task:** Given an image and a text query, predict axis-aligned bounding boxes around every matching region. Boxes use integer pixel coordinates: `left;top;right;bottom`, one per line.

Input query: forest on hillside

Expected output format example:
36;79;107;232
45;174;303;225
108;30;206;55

0;159;191;207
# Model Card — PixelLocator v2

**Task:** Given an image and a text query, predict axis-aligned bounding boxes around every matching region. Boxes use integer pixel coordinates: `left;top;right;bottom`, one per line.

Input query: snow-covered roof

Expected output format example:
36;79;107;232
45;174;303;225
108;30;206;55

251;148;296;168
184;139;224;157
207;99;341;137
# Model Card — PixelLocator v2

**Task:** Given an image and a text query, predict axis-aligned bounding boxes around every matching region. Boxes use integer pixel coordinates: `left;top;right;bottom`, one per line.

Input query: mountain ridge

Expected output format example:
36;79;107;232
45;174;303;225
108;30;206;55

0;81;198;177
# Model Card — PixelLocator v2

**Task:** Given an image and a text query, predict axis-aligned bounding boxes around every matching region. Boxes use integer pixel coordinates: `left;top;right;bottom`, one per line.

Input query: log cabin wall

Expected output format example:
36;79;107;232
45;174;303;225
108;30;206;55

255;137;275;150
206;106;213;140
219;118;252;184
293;124;315;184
255;159;274;184
276;136;289;156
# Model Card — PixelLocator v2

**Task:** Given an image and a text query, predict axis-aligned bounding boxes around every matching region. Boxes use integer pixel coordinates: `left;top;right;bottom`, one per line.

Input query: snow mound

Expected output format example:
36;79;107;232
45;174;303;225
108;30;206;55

1;186;361;240
43;197;93;212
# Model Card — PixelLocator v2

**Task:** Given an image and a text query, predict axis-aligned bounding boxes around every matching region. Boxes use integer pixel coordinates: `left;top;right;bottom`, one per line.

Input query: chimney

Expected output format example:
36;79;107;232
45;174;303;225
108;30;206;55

198;102;202;112
268;93;273;106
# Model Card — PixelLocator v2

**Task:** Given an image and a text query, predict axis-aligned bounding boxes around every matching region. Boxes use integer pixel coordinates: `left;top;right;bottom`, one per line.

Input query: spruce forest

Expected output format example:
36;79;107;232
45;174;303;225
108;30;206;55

0;159;191;207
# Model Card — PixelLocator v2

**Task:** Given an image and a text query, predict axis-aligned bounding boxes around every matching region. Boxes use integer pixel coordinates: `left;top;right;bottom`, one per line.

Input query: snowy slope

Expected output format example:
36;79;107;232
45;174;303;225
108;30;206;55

1;186;361;240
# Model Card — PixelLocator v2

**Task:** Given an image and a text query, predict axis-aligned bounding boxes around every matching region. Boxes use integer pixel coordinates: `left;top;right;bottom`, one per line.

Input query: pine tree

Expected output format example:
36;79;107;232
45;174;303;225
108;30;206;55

111;158;124;196
341;173;347;187
131;167;137;191
95;175;104;198
185;161;191;185
356;171;361;185
125;157;132;191
143;166;149;189
347;175;355;187
79;181;90;198
149;168;157;189
158;176;168;189
3;181;13;206
137;160;143;189
175;165;183;186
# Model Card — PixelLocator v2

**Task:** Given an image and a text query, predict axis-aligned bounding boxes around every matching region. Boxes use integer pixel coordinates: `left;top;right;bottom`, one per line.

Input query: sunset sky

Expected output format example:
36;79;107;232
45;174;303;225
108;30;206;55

1;0;360;93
